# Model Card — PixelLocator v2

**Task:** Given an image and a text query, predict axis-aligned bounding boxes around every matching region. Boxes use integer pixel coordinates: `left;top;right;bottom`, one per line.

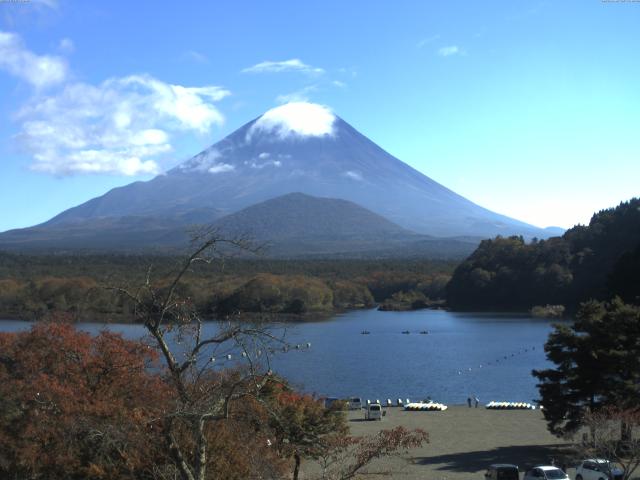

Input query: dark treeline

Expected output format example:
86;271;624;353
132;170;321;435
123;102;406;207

446;198;640;312
0;253;456;321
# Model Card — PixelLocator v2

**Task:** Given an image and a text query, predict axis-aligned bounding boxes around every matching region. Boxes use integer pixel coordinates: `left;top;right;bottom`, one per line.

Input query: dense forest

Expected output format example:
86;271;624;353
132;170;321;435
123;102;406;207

0;253;455;321
446;198;640;312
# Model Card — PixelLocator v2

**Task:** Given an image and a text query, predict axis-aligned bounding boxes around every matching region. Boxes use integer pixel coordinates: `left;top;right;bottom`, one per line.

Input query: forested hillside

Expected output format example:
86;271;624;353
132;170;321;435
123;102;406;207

0;254;454;321
446;198;640;311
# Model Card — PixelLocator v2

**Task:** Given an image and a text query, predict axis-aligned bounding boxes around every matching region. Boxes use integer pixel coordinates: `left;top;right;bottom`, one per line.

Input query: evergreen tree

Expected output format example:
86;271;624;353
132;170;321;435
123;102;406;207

533;299;640;436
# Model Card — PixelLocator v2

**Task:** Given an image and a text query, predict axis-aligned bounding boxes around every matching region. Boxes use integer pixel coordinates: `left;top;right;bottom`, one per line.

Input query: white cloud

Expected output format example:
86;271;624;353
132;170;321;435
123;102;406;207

15;74;230;176
245;157;282;169
58;38;74;54
31;0;59;8
248;102;336;140
417;34;440;48
343;171;363;181
1;32;230;177
275;85;317;104
180;148;223;172
183;50;209;64
258;152;270;159
242;58;324;75
208;163;235;174
332;80;347;88
437;45;461;57
0;30;68;88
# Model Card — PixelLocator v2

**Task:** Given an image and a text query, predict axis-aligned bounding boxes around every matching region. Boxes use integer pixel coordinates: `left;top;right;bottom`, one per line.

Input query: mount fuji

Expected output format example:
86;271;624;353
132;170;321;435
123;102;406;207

0;102;556;255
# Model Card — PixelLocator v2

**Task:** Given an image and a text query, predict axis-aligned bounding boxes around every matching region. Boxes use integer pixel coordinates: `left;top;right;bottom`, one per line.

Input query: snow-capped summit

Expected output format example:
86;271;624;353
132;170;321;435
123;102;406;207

247;102;336;140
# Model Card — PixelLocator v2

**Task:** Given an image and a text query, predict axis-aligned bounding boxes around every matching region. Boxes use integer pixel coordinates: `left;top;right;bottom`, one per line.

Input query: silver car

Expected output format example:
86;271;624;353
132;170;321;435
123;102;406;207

575;459;623;480
523;466;569;480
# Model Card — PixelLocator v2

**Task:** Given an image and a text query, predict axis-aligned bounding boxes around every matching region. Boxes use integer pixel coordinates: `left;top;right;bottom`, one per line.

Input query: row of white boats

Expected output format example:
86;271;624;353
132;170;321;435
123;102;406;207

351;398;449;411
404;402;449;411
350;398;537;411
485;401;538;410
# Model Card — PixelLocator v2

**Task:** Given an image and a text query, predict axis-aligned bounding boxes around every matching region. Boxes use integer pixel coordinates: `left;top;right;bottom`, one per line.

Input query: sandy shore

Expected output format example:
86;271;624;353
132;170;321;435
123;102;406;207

304;405;575;480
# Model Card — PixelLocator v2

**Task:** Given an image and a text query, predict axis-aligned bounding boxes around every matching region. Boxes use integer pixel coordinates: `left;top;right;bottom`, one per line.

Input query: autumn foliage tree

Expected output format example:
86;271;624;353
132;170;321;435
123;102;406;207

313;426;428;480
266;388;348;480
0;320;168;479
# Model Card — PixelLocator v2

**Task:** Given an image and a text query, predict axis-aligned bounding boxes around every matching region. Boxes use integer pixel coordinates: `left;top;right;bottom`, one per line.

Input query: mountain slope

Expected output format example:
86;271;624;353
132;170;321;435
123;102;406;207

212;192;479;258
37;102;552;239
0;192;480;258
213;192;411;240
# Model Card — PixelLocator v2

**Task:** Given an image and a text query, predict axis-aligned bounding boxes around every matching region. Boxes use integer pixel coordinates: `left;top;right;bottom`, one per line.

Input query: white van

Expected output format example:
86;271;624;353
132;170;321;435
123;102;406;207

366;403;383;421
349;397;363;410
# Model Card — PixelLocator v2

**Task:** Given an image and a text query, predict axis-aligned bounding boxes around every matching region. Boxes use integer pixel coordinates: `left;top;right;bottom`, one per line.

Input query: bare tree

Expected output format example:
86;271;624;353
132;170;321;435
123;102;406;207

112;229;285;480
574;406;640;480
111;229;429;480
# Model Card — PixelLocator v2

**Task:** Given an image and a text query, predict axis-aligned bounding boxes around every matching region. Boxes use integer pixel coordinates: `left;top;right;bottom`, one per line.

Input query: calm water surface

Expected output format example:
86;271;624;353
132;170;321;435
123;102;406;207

0;309;560;405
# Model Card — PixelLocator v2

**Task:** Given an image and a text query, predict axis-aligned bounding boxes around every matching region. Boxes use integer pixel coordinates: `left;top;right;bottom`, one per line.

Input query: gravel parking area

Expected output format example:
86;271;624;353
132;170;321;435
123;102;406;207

304;405;575;480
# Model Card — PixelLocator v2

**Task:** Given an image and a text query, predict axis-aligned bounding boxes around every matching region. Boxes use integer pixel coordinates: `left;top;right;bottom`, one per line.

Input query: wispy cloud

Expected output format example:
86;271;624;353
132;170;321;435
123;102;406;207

31;0;59;8
332;80;347;88
58;38;74;54
417;34;440;48
242;58;324;75
183;50;209;64
437;45;462;57
275;85;318;104
2;32;231;177
0;30;68;88
343;171;363;181
208;163;234;174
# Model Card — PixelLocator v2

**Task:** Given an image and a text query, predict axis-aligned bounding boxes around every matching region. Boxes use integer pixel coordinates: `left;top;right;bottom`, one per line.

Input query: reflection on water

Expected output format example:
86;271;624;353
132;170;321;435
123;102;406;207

0;309;560;404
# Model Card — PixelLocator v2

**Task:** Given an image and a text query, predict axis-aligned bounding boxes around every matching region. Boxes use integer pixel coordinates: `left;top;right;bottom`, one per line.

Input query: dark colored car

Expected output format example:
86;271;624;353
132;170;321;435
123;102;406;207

485;464;520;480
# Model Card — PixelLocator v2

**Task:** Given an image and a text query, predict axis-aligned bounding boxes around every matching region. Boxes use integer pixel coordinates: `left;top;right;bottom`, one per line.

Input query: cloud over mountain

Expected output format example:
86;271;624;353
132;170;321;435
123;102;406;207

248;102;336;139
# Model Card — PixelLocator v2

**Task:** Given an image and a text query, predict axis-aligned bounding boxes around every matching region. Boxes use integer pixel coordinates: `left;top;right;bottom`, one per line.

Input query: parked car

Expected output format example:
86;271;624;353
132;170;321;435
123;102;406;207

349;397;362;410
484;464;519;480
365;403;383;420
575;459;623;480
523;466;569;480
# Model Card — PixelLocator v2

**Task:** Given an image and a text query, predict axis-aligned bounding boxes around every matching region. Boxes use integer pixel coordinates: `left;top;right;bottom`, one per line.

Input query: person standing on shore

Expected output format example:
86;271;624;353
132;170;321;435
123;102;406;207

474;396;480;408
467;396;472;407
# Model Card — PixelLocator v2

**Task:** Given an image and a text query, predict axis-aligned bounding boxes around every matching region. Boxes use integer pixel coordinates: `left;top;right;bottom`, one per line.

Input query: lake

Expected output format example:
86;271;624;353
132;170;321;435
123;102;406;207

0;309;559;405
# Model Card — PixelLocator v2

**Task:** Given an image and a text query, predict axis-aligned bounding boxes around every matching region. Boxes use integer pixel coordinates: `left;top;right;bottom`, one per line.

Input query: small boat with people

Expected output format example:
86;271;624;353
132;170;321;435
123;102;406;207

401;330;410;334
360;330;370;335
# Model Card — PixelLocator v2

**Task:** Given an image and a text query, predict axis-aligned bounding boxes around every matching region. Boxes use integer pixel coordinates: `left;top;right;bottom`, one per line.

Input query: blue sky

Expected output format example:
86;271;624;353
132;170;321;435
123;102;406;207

1;0;639;232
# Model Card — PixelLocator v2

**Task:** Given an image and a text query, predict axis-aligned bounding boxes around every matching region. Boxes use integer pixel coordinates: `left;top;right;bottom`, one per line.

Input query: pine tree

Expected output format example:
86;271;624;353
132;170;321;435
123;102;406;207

533;299;640;436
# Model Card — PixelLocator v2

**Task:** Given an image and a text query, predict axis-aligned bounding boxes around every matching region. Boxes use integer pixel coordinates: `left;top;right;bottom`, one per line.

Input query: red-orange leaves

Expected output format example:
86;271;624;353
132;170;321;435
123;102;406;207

0;322;168;479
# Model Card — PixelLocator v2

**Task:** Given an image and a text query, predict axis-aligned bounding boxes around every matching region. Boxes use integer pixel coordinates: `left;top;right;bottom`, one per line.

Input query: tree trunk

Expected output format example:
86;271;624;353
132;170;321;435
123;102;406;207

621;419;631;442
293;452;301;480
195;417;208;480
165;428;196;480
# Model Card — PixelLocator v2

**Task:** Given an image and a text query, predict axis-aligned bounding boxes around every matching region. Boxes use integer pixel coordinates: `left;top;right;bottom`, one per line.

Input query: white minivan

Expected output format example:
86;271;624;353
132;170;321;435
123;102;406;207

365;403;383;421
349;397;362;410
